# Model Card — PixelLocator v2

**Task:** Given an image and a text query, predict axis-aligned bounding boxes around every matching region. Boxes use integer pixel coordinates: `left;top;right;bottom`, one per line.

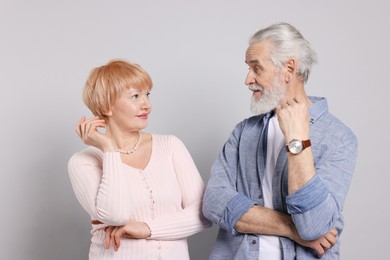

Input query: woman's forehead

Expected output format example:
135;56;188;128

124;86;151;93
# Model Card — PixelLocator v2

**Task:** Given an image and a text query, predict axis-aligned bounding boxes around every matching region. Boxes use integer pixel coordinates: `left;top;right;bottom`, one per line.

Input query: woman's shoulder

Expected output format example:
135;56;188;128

68;146;103;168
150;134;187;152
151;133;184;145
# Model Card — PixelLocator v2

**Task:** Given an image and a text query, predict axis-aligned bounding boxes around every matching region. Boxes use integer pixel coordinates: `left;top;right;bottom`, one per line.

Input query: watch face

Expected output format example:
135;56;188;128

288;139;303;154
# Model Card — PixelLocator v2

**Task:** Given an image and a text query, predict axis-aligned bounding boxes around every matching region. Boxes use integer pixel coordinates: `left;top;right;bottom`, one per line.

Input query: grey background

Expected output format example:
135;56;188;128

1;0;389;259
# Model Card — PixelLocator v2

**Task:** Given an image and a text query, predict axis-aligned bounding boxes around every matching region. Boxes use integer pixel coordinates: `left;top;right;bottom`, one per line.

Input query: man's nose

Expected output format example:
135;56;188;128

245;70;256;86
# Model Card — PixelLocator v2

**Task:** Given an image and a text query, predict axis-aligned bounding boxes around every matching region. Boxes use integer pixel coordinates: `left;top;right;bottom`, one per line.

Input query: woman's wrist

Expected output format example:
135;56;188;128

143;222;152;238
101;144;116;153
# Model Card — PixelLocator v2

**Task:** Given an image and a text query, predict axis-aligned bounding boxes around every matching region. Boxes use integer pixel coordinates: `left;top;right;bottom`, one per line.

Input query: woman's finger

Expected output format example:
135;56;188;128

75;117;86;137
111;227;120;251
81;119;106;142
105;226;114;249
114;227;123;250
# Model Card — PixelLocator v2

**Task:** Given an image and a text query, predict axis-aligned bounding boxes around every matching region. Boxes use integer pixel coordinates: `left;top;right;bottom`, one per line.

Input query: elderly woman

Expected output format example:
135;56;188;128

68;60;211;259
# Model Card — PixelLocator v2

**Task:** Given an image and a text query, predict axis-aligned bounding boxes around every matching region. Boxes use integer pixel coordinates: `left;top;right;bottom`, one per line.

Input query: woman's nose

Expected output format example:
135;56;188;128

142;96;151;109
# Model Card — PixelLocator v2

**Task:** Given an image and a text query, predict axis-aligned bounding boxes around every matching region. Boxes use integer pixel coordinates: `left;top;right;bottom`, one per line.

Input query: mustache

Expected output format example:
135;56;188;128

248;84;263;91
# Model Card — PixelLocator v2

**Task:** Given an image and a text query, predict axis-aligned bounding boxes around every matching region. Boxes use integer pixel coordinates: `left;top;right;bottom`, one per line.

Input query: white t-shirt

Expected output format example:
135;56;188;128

259;115;285;260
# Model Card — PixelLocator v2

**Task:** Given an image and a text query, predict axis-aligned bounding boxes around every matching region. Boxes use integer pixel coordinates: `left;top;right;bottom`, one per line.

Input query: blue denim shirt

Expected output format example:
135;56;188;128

203;97;358;260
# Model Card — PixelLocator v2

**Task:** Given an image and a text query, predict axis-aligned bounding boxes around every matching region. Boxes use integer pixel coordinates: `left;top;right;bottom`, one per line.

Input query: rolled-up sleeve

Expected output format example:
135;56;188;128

286;175;328;213
203;121;257;232
286;129;358;240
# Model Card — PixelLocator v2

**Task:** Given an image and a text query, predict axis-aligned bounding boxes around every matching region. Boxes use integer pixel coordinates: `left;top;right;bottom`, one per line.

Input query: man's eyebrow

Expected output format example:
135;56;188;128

246;60;260;65
246;60;264;71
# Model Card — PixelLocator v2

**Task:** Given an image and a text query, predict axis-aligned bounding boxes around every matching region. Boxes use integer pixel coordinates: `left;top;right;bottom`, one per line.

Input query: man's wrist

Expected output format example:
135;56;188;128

286;139;311;155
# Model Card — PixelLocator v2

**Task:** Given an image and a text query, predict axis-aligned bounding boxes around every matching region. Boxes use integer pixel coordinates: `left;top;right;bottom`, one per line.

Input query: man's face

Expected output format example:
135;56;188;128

245;42;286;114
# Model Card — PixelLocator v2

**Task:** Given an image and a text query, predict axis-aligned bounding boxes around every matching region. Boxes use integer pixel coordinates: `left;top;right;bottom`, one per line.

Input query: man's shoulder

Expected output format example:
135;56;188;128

234;114;265;129
314;109;357;145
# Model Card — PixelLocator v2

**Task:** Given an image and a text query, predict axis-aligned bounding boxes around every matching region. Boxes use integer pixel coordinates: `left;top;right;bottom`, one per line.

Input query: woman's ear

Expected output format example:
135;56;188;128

103;109;112;117
284;59;296;83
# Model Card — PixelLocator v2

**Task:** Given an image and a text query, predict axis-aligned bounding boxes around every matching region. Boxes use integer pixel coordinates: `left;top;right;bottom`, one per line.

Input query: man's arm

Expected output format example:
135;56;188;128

234;205;295;238
235;205;338;257
276;97;358;240
276;98;314;194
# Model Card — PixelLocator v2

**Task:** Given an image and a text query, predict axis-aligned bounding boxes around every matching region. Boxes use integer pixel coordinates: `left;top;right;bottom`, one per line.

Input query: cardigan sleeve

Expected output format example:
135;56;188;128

145;136;212;240
68;148;132;225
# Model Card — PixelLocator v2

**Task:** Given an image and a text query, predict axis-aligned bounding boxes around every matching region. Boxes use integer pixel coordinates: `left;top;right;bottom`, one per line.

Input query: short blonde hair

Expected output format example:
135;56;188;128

83;59;153;120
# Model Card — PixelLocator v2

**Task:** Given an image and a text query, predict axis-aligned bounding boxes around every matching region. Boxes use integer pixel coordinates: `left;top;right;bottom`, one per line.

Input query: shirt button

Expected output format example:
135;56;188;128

258;194;263;199
252;240;256;244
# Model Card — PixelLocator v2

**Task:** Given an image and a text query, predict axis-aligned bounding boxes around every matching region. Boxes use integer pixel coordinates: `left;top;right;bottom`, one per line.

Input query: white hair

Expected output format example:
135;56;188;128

249;22;317;84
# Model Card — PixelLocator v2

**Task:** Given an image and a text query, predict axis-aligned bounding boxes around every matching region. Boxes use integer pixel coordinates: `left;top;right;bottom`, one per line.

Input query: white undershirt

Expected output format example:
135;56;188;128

259;115;284;260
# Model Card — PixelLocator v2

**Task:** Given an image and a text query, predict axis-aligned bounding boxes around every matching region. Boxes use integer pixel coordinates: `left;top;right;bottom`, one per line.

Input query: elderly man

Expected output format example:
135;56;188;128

203;22;358;259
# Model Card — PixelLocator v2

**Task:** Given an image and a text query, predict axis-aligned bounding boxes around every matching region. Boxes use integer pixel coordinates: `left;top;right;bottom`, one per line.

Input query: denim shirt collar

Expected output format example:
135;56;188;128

308;96;328;124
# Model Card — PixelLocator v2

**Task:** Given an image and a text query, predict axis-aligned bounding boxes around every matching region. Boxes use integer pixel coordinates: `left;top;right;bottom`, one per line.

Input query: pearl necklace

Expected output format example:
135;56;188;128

117;132;142;154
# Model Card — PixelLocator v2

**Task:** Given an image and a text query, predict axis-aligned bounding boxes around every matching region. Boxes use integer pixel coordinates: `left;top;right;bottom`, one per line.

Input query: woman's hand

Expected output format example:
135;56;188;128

104;220;151;251
75;116;115;152
293;228;338;258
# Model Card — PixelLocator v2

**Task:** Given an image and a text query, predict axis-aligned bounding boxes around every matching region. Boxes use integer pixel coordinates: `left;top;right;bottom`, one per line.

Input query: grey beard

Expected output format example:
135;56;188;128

250;79;286;115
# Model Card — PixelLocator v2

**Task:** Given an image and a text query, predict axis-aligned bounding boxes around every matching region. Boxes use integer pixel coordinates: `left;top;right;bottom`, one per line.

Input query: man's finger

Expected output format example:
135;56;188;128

314;244;325;258
320;239;331;250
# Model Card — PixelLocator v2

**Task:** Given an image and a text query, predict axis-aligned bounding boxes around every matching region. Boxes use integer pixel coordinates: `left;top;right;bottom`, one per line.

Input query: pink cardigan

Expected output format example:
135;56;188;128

68;134;211;259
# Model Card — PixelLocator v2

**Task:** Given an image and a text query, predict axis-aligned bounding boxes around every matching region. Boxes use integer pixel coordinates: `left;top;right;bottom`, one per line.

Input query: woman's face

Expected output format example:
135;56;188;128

108;87;152;131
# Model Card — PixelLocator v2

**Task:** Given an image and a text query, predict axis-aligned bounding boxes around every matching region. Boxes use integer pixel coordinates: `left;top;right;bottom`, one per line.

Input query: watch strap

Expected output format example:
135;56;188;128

285;139;311;153
302;139;311;149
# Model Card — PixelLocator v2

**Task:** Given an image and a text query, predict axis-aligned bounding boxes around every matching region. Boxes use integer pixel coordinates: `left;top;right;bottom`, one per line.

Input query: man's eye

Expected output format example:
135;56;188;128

254;66;262;74
131;94;139;99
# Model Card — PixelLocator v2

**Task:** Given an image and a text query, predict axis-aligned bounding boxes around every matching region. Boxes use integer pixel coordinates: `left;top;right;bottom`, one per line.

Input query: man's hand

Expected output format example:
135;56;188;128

276;97;310;142
276;97;315;194
104;220;151;251
293;228;338;258
233;205;337;257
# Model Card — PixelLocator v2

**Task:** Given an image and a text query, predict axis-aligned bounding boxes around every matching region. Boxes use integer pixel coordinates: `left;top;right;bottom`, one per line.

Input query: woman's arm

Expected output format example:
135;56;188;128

68;149;132;225
144;136;211;240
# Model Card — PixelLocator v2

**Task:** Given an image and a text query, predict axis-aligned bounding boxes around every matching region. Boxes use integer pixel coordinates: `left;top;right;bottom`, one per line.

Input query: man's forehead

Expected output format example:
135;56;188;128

245;42;271;64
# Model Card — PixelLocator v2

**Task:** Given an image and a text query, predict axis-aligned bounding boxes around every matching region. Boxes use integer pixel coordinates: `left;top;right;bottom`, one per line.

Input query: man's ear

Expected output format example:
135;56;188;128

284;59;297;83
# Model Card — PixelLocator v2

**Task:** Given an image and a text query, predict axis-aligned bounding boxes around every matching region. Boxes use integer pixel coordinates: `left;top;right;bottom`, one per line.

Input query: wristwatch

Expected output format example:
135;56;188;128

285;139;311;155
